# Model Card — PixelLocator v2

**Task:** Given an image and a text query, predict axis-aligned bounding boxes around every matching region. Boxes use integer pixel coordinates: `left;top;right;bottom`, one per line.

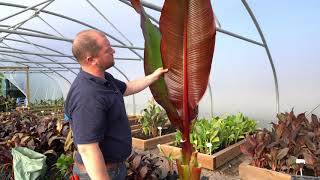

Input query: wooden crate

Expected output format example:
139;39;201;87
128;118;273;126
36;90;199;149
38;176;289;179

239;163;320;180
159;140;244;170
132;132;176;150
239;162;291;180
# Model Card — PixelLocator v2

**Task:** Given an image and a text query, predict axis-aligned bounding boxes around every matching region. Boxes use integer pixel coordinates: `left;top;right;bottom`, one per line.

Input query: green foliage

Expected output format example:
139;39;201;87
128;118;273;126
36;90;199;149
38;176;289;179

54;154;73;179
175;118;221;155
176;113;257;155
138;99;169;137
28;97;64;114
0;95;16;112
219;113;257;147
30;97;64;108
190;118;221;154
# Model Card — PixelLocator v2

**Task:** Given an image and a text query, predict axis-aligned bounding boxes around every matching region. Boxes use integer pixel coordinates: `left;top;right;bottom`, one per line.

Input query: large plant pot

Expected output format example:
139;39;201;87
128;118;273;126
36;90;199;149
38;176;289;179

159;140;244;170
239;163;320;180
166;171;179;180
132;132;176;150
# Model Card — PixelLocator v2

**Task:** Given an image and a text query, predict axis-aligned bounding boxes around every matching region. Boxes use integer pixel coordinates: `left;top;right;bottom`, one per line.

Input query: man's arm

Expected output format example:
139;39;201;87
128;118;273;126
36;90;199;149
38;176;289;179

124;67;168;96
77;143;110;180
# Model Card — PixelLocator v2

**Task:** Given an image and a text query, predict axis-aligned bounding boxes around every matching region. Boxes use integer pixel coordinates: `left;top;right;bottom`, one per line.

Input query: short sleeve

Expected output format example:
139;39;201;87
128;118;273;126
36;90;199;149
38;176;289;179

72;101;106;144
106;73;127;95
113;78;127;95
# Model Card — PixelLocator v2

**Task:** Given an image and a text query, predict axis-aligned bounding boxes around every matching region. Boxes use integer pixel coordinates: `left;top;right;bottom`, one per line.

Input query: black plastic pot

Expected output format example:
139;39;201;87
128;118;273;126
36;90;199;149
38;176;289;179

163;171;210;180
165;171;179;180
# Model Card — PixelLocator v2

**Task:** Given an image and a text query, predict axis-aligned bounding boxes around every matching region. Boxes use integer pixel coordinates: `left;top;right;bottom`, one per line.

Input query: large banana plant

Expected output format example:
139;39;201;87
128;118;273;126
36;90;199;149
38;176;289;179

131;0;216;179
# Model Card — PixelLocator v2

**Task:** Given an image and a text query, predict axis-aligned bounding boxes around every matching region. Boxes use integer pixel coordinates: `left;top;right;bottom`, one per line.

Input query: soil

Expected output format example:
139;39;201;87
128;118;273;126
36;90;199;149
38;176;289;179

132;125;176;140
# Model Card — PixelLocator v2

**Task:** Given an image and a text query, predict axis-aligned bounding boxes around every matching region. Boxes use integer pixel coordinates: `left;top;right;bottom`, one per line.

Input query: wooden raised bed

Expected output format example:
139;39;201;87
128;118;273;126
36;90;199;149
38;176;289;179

128;115;140;126
239;162;291;180
239;162;320;180
128;115;140;133
159;139;244;170
130;124;140;132
132;132;176;150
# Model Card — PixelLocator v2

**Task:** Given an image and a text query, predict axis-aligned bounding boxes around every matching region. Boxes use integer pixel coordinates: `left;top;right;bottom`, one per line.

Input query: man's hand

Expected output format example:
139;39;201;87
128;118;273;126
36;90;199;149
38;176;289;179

124;67;168;96
150;67;168;81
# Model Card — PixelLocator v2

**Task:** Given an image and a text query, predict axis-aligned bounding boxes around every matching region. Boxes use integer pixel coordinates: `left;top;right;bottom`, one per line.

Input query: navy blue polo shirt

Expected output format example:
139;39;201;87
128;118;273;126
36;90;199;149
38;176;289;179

64;70;132;163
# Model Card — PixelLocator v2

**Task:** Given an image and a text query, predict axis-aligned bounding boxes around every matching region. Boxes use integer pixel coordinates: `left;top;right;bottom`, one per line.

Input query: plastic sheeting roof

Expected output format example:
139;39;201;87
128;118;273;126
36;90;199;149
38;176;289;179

0;0;155;84
0;0;291;125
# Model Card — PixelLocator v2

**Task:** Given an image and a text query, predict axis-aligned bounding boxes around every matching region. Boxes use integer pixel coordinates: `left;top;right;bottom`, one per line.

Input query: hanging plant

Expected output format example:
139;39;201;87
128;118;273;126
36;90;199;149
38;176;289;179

131;0;216;179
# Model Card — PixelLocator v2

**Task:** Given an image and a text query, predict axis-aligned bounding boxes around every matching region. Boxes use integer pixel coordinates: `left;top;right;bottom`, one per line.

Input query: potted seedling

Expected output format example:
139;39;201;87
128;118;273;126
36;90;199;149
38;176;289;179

158;144;179;180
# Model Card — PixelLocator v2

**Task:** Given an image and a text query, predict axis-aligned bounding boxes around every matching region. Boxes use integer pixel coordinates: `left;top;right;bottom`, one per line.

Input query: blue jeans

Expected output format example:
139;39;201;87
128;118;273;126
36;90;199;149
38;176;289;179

73;162;126;180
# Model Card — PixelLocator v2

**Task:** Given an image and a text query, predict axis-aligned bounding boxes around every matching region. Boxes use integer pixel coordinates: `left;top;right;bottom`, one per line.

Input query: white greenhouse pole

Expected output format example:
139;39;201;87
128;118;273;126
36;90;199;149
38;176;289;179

241;0;280;114
26;67;30;105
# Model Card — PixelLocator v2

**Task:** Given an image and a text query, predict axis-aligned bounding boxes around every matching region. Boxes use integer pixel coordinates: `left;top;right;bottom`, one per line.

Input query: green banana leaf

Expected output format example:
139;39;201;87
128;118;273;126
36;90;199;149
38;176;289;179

130;0;181;130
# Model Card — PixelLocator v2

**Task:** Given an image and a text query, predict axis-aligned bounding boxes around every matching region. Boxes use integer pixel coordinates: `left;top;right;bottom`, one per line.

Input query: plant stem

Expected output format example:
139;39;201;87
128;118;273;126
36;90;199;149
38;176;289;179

182;127;192;165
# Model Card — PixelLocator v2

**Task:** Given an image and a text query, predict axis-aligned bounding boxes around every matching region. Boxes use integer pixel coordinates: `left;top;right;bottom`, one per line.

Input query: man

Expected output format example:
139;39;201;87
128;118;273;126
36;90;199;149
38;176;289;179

64;29;167;180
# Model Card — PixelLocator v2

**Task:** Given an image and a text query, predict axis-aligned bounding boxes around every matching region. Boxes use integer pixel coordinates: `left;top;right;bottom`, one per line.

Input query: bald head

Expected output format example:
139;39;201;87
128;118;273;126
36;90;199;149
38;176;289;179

72;30;106;64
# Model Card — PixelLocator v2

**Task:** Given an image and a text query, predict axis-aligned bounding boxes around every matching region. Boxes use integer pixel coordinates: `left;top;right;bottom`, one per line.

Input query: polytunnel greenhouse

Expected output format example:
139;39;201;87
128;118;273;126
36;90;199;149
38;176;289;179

0;0;319;179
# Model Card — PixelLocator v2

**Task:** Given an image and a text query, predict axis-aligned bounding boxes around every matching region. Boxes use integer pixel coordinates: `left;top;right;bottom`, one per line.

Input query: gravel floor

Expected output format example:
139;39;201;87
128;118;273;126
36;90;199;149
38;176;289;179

134;147;251;180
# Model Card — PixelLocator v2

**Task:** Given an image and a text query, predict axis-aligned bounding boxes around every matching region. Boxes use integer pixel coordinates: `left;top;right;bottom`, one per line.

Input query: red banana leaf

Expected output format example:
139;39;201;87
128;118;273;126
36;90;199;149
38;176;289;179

130;0;181;130
160;0;216;163
131;0;216;178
